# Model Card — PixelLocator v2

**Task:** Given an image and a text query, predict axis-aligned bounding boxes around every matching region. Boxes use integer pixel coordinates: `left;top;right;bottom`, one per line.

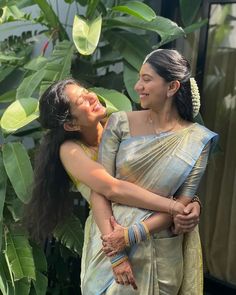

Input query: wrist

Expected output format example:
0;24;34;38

110;251;128;268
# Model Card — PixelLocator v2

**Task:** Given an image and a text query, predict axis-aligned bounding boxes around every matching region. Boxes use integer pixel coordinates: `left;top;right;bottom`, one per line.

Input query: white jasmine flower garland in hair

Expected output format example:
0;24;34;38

190;77;201;118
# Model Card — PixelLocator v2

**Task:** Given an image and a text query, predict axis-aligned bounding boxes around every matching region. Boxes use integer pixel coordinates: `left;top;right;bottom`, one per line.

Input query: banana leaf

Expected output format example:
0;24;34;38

2;142;33;204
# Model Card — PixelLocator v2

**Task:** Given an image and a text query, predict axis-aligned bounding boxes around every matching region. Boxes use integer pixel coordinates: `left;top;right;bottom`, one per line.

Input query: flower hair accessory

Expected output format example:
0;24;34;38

190;77;201;117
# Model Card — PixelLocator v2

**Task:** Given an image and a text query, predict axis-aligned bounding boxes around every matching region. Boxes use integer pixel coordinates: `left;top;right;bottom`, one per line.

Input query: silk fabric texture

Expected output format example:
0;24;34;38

70;111;218;295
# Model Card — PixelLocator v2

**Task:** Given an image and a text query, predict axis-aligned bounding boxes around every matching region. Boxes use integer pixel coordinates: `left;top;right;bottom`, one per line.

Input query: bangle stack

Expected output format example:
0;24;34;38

110;251;128;268
191;195;202;213
124;221;150;247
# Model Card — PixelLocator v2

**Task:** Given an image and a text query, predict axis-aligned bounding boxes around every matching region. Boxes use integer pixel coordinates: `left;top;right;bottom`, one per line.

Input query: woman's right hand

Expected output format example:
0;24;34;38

112;259;138;290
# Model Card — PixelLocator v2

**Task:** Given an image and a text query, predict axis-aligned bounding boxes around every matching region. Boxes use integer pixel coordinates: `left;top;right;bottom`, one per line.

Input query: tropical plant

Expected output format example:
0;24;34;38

0;0;206;294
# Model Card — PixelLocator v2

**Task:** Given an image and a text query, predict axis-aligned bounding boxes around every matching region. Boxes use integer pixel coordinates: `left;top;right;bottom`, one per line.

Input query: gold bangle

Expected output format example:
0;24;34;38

124;227;130;247
141;221;150;239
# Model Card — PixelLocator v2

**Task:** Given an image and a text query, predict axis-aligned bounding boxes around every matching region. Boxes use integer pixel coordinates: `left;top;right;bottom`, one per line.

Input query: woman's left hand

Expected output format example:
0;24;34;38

101;217;127;256
172;201;200;234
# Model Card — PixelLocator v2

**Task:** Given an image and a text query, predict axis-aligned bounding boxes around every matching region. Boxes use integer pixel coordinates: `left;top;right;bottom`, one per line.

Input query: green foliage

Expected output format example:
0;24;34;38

72;14;102;55
53;215;84;256
2;142;33;204
0;0;206;294
112;1;156;21
5;227;35;281
179;0;202;26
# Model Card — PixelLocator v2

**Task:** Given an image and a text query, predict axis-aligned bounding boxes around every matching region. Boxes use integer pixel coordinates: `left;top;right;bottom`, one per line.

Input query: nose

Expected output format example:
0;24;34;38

134;79;143;93
83;92;98;105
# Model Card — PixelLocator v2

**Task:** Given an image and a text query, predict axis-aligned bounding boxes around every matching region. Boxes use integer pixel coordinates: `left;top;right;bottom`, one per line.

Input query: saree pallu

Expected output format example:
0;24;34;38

81;112;218;295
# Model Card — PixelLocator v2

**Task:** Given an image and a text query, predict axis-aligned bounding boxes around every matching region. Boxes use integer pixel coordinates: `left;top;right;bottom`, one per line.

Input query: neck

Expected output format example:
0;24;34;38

80;122;104;147
149;107;181;128
148;105;183;134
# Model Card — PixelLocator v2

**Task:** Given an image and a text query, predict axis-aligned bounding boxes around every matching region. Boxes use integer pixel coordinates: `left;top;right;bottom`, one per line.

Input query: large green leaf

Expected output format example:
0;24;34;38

179;0;202;26
105;31;151;71
0;98;39;134
0;65;17;83
72;14;102;55
0;153;7;222
123;63;139;103
32;271;47;295
0;254;15;295
5;227;36;280
15;278;31;295
0;89;16;103
112;1;156;21
39;40;74;96
105;16;185;45
33;0;68;40
24;56;48;71
16;69;45;99
91;87;132;115
53;214;84;256
2;142;33;204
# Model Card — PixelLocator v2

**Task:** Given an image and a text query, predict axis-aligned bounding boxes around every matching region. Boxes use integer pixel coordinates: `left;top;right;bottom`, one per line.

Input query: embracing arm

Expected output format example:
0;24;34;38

60;141;185;216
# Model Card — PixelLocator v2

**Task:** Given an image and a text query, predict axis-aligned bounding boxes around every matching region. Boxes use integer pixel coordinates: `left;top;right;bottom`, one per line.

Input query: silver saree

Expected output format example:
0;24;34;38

81;111;218;295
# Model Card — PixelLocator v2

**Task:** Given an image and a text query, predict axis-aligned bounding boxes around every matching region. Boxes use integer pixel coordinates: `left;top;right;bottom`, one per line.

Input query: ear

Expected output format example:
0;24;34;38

63;121;80;132
167;80;180;97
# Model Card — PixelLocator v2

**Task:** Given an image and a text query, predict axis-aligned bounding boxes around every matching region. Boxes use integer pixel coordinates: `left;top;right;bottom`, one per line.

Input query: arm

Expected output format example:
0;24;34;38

60;141;185;214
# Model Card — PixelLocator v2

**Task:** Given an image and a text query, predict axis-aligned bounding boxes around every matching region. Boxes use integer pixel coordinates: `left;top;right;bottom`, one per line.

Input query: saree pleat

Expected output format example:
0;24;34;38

76;112;218;295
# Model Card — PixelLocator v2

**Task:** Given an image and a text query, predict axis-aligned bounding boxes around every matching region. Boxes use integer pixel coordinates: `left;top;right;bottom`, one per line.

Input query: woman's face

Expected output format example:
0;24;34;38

134;63;169;110
65;84;106;127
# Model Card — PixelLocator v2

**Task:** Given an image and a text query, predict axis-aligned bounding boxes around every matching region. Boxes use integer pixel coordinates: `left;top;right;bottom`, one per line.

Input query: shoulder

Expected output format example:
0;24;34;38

60;140;85;160
191;123;219;145
106;111;128;129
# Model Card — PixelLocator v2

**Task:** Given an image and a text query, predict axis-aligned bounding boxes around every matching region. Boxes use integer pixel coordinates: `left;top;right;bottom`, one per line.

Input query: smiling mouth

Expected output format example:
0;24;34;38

93;102;104;112
140;93;149;99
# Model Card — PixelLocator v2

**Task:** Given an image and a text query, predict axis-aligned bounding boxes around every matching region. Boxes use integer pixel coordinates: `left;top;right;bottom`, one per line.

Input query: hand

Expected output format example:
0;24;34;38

172;200;185;215
101;217;126;256
172;202;200;234
112;259;138;290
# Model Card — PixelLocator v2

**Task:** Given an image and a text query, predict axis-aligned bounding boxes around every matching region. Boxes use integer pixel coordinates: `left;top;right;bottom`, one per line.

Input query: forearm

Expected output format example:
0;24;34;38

107;179;184;215
90;191;113;235
143;212;172;234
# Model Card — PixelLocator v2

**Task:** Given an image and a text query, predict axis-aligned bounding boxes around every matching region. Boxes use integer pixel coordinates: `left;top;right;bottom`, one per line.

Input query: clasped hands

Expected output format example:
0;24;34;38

101;201;200;290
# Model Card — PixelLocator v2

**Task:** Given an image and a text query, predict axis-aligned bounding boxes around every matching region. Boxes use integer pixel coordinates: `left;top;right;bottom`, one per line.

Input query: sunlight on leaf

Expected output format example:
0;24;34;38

0;98;39;134
73;14;102;55
112;1;156;21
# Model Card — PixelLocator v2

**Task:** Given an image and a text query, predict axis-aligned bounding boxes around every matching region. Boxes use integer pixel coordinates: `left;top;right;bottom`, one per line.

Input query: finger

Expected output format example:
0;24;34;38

118;274;125;285
175;214;198;221
102;246;113;254
122;274;130;286
127;272;138;290
110;216;116;229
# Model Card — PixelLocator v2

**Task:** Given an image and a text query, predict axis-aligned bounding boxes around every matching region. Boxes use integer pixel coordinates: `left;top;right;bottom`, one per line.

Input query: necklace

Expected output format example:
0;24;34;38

147;111;179;135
